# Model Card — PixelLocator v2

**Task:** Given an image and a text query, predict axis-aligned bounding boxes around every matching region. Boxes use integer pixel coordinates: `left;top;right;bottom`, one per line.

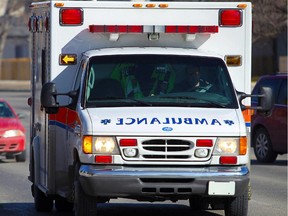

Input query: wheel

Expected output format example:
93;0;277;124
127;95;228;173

16;150;26;162
74;162;97;216
225;190;248;216
33;184;53;212
189;197;209;210
253;128;277;163
55;196;74;212
6;154;14;160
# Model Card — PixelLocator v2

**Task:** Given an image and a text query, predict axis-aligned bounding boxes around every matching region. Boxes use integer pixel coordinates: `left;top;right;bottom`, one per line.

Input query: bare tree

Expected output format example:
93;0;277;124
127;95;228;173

252;0;287;43
0;0;33;76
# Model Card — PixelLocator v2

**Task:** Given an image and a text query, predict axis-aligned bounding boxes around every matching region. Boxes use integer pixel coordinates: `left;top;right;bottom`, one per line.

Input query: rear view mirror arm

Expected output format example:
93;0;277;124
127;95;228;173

237;87;273;111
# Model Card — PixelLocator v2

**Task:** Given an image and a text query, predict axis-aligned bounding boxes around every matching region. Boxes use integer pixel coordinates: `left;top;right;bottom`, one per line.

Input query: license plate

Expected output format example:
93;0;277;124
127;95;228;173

208;181;235;196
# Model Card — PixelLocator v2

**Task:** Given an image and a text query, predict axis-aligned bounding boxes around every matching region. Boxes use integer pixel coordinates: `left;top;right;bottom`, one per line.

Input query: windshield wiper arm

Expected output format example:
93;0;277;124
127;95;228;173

160;96;227;108
93;97;152;106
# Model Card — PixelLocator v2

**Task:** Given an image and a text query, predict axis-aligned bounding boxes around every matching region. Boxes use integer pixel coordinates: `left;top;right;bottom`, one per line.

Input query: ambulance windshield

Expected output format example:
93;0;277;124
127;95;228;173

85;55;238;108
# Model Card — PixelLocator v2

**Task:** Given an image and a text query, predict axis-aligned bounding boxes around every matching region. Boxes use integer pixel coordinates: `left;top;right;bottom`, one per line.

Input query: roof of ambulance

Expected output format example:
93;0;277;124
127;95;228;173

83;47;224;59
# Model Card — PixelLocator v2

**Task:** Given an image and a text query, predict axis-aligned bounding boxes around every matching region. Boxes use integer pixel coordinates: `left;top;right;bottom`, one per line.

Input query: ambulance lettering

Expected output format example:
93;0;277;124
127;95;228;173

107;117;233;126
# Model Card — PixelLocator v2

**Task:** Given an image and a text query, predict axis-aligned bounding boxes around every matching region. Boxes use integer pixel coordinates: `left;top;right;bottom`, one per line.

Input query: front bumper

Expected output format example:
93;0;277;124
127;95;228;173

0;136;25;154
79;165;249;200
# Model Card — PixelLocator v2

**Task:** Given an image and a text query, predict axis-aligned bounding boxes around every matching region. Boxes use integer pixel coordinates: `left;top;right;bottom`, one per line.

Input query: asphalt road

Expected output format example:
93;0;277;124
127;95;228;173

0;89;287;216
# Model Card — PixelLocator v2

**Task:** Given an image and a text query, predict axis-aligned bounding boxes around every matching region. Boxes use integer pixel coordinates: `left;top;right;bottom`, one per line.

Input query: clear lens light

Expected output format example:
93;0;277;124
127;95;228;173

94;137;116;153
215;138;238;154
123;148;137;157
3;130;24;138
195;149;209;158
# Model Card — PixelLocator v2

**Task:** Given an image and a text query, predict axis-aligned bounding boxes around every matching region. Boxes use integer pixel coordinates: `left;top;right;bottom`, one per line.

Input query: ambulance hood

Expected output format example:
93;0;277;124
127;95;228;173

85;107;243;136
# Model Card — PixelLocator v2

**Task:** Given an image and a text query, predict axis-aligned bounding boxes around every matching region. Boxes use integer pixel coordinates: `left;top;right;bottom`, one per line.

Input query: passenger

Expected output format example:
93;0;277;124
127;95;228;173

111;64;143;98
174;65;212;93
149;64;175;96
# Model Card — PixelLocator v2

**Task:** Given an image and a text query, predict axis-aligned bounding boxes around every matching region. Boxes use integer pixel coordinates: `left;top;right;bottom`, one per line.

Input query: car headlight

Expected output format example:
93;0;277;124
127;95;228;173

213;137;247;155
3;130;25;138
82;136;119;154
214;138;238;155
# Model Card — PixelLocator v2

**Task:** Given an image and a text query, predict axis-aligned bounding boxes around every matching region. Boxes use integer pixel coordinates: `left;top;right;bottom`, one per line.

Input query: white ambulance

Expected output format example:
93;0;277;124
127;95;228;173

28;1;271;216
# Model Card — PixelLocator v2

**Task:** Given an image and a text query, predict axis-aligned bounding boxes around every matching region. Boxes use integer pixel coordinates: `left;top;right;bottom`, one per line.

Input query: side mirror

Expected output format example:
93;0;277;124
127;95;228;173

41;82;59;114
258;86;273;112
41;82;58;108
41;82;79;114
238;86;273;112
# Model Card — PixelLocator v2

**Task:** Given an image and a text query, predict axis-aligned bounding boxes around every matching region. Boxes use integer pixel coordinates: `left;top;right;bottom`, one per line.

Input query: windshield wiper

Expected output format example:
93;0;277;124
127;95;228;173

92;97;152;106
159;96;227;108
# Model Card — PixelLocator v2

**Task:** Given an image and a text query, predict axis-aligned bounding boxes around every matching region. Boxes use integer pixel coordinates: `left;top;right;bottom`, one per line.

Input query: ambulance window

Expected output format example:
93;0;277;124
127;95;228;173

85;55;238;109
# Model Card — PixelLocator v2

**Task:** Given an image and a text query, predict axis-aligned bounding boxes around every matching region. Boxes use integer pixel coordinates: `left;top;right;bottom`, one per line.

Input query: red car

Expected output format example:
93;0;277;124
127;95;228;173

0;98;26;162
251;73;287;163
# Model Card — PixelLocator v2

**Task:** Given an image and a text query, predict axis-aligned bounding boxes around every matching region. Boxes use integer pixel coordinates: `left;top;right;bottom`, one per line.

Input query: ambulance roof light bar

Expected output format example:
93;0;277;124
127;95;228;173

89;25;219;34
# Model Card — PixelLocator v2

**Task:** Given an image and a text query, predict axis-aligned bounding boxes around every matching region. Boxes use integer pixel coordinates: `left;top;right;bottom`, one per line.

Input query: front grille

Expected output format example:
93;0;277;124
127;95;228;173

0;143;18;151
119;137;214;162
9;144;18;150
142;139;191;152
141;139;193;160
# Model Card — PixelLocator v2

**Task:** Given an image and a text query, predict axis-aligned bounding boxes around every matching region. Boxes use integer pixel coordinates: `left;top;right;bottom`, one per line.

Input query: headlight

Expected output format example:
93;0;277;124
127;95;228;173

214;138;239;155
95;137;115;153
3;130;25;138
82;136;119;154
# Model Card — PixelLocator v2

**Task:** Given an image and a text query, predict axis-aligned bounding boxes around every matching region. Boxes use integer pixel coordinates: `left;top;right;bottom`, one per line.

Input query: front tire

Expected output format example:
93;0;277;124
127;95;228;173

189;196;209;210
225;190;248;216
74;162;97;216
33;184;53;212
16;150;26;162
253;128;277;163
55;196;74;212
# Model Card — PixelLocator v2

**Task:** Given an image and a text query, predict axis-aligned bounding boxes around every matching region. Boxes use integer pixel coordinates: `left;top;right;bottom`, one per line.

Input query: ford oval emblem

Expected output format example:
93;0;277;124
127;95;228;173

162;127;173;132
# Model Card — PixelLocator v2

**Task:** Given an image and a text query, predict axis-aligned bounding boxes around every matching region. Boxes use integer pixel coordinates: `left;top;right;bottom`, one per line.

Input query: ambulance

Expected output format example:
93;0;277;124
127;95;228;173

28;1;271;215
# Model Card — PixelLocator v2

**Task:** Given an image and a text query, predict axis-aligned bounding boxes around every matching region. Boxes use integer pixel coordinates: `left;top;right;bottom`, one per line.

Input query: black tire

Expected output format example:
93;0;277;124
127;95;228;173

33;184;54;212
55;196;74;212
225;190;248;216
253;128;277;163
5;154;14;160
74;162;97;216
189;197;209;210
16;150;26;162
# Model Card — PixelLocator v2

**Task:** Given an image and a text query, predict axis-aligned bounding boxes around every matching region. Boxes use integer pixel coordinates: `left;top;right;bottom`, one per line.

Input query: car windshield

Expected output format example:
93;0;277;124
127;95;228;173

85;55;238;108
0;102;15;118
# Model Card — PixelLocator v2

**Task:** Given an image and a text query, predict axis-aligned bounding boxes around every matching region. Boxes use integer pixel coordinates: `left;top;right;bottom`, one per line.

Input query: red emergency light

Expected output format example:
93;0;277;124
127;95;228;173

89;25;218;34
89;25;143;33
95;155;112;164
165;25;218;33
219;9;242;27
196;139;213;147
119;139;138;146
220;156;238;165
60;8;83;25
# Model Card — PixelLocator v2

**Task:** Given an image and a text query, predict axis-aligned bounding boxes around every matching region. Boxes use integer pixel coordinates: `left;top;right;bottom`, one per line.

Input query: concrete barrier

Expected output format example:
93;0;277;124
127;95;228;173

0;80;30;91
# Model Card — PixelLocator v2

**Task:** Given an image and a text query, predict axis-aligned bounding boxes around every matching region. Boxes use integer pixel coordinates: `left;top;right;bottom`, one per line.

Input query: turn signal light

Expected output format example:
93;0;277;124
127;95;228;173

225;55;242;66
83;136;92;154
239;137;247;155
